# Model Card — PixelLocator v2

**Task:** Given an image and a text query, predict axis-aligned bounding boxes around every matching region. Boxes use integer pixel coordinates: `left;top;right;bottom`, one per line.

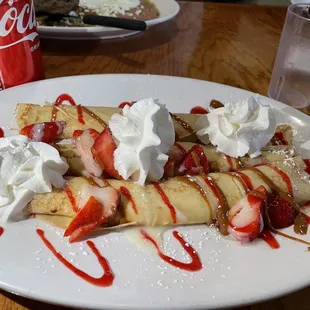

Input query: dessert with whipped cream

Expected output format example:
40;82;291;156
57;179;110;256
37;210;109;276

9;94;310;251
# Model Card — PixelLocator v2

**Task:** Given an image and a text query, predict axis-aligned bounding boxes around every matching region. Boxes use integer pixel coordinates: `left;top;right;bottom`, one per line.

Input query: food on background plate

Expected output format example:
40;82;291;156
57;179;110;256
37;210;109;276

34;0;79;14
2;93;310;286
35;0;159;27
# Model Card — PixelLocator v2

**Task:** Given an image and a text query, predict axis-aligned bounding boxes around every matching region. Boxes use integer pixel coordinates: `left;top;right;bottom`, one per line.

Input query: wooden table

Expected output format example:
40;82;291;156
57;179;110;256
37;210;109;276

5;2;310;309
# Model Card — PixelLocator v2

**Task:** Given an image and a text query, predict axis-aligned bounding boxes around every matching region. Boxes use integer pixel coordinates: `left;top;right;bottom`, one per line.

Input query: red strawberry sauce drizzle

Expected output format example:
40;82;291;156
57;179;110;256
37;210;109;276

190;106;208;114
36;229;114;287
224;155;235;171
140;230;202;271
152;182;177;224
52;94;109;128
120;186;138;215
118;102;133;109
255;164;293;196
52;94;85;125
64;185;78;213
55;94;77;106
234;172;254;190
0;128;4;138
259;229;280;249
0;227;4;236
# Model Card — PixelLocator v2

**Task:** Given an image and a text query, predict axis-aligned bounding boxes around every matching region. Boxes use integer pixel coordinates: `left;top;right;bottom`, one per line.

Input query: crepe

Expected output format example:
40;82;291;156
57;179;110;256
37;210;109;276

26;157;310;234
56;141;295;176
16;104;199;141
15;104;294;146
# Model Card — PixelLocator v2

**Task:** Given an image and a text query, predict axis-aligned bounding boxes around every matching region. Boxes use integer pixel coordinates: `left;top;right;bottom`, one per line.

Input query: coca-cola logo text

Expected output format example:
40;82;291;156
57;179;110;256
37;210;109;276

0;0;39;49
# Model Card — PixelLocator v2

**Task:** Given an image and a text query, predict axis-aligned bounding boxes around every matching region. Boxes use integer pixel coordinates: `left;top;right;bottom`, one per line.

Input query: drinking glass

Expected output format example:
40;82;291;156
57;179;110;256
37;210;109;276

268;4;310;108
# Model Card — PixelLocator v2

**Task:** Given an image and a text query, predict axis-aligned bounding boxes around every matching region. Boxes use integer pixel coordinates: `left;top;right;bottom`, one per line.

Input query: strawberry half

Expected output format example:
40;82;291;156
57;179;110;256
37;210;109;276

75;129;102;177
178;145;209;176
163;159;176;178
228;186;267;243
91;128;122;179
168;144;187;165
265;194;298;229
20;121;66;143
64;186;119;242
72;129;99;145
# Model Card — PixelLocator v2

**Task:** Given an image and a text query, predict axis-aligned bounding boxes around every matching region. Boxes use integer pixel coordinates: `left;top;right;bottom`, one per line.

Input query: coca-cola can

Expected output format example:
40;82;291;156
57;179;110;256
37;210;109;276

0;0;45;90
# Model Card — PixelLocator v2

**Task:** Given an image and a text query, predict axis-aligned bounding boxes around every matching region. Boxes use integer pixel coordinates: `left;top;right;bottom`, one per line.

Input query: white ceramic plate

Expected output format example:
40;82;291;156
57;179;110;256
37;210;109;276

37;0;179;40
1;74;310;310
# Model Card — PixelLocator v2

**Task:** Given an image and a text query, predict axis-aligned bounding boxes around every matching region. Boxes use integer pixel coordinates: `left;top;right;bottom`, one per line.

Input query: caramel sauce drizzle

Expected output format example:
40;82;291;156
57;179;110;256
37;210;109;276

224;172;249;193
51;106;58;122
82;107;108;128
241;167;304;235
294;213;308;235
170;113;194;134
272;229;310;246
203;176;229;235
210;99;224;109
177;176;212;216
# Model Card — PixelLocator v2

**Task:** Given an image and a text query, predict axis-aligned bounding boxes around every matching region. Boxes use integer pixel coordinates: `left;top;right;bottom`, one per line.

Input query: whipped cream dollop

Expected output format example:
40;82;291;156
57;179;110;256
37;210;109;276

109;98;175;186
195;96;277;158
0;136;68;222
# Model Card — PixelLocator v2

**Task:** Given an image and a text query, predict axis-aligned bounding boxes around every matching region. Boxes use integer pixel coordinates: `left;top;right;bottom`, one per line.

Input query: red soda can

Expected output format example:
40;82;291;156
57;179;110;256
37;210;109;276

0;0;45;90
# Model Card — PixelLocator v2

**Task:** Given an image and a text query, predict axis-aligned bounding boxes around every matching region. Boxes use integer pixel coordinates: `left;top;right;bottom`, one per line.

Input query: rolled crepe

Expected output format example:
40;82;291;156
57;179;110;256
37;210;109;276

27;157;310;231
56;142;295;176
16;104;199;141
15;104;294;145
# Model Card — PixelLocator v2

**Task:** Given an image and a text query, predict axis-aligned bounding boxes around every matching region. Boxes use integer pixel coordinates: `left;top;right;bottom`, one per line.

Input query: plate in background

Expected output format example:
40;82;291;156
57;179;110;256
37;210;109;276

38;0;179;40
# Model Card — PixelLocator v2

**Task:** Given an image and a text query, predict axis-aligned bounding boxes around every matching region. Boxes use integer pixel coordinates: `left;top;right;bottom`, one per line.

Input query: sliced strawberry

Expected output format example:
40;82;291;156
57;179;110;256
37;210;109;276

304;159;310;175
228;186;266;243
65;186;119;242
72;130;84;144
177;145;209;176
270;131;288;146
72;129;99;145
20;121;66;143
168;144;187;165
64;196;106;242
163;159;176;178
91;128;122;179
265;194;298;229
76;129;103;177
